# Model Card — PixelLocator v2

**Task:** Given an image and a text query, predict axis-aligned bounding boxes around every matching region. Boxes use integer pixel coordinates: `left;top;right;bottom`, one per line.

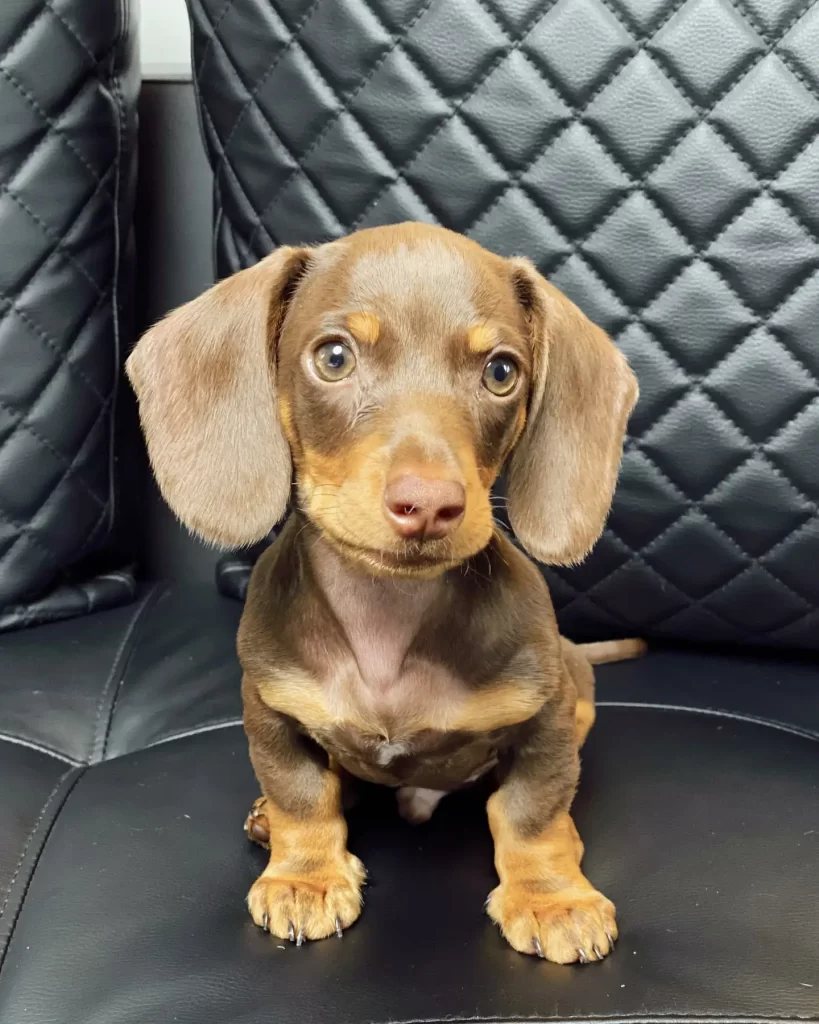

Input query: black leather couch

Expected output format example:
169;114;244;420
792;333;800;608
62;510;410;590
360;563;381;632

1;1;817;1022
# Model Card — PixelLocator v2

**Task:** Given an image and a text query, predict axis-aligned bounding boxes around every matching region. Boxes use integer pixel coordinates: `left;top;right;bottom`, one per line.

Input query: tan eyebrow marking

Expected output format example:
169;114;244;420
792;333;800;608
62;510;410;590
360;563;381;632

467;324;497;353
346;311;381;345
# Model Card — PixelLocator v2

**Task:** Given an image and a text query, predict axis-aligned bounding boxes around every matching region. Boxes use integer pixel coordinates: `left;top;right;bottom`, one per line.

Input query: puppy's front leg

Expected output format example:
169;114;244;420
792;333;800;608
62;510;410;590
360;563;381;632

244;705;365;943
486;707;617;964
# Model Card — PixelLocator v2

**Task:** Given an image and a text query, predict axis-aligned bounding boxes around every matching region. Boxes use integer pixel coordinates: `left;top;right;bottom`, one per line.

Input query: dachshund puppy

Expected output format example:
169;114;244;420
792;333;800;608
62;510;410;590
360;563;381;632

127;223;641;964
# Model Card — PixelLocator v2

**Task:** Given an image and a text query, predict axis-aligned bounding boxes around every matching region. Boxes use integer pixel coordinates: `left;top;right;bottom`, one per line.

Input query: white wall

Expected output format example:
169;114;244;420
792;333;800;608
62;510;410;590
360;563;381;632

140;0;193;80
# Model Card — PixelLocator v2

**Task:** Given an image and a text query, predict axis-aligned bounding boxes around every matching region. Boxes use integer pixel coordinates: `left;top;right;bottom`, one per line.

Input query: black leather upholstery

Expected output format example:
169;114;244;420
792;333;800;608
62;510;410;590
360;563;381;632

0;0;139;627
190;0;819;649
1;1;819;1022
1;585;817;1023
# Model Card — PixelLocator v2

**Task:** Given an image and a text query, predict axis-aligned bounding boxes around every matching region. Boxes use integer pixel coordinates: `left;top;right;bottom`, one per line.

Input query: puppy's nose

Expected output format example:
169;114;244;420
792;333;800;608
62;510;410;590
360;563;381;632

384;475;466;541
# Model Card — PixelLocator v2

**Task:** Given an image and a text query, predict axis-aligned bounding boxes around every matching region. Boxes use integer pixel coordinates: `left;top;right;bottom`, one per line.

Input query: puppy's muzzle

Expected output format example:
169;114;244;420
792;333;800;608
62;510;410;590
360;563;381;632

383;473;466;541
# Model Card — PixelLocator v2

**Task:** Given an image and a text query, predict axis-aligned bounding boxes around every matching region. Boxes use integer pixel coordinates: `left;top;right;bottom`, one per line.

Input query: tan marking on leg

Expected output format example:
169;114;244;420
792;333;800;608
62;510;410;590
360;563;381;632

486;798;617;964
246;771;366;942
346;310;380;345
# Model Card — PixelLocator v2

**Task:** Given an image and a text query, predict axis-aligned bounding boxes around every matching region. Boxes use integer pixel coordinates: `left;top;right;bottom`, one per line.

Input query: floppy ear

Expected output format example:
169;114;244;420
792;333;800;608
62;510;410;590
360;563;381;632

505;258;638;566
126;246;312;547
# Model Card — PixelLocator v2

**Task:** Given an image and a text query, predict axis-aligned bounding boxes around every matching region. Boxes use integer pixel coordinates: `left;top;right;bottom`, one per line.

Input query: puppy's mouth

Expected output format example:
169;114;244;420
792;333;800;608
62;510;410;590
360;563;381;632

323;531;462;578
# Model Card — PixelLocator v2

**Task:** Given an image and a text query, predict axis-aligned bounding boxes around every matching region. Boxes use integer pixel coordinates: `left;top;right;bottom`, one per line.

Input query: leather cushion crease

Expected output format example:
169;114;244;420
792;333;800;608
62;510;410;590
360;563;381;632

0;0;140;630
0;0;818;1022
193;0;819;650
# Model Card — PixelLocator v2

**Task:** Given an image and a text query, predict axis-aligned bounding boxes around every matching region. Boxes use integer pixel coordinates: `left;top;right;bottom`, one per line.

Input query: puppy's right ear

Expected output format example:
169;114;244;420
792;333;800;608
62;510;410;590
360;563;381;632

126;246;312;547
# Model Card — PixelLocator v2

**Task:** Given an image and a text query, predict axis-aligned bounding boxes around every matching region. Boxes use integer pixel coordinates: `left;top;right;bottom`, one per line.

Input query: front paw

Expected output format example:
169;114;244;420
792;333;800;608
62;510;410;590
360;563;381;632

247;853;366;943
486;884;617;964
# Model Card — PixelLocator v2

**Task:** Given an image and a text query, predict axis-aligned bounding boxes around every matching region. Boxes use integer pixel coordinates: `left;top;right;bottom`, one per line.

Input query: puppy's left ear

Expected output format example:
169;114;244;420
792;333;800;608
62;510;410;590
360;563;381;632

126;246;312;548
505;258;638;566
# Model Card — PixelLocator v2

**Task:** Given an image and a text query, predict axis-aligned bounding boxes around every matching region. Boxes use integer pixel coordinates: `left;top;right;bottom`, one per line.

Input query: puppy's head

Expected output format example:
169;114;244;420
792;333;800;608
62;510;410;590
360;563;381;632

127;223;637;576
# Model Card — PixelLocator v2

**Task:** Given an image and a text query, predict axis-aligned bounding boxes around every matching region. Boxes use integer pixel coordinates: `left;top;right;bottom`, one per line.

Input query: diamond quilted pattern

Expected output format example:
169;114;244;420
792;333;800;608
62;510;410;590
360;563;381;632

781;0;819;91
351;49;451;165
188;0;819;649
650;0;763;106
646;124;759;240
641;262;756;371
584;193;692;307
712;54;819;176
0;0;138;624
766;402;819;494
521;124;630;235
584;52;697;173
523;0;635;104
707;195;819;311
462;51;571;170
701;456;813;555
643;512;750;598
704;328;817;440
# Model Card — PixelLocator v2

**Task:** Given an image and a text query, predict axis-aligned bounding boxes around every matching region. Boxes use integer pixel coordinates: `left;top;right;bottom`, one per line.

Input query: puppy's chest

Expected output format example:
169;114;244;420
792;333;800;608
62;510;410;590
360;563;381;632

312;654;504;788
317;580;472;739
289;574;539;786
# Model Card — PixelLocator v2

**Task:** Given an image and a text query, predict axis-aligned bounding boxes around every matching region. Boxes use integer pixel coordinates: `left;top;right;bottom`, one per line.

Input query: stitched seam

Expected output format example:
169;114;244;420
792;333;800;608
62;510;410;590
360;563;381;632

197;100;278;251
468;0;818;302
0;63;106;191
0;5;50;70
137;717;244;754
105;6;127;551
42;1;99;65
0;389;114;572
0;768;76;921
242;2;445;251
0;182;109;298
216;0;324;160
627;275;819;463
94;584;167;762
417;0;636;212
194;4;350;252
568;538;814;636
242;0;437;250
0;505;73;581
556;458;812;632
348;0;567;231
0;733;80;765
725;0;775;42
0;66;114;199
192;0;236;78
0;394;108;509
560;442;817;633
0;296;108;404
0;164;116;311
597;701;819;742
0;767;85;971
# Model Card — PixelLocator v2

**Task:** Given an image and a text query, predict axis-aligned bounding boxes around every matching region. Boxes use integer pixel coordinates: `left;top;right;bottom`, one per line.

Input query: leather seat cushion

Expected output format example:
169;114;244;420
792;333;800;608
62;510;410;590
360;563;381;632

0;586;816;1021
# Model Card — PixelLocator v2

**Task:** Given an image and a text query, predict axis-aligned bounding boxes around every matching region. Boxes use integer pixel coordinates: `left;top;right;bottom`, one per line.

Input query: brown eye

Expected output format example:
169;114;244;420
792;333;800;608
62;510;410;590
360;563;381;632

313;340;356;381
482;356;519;396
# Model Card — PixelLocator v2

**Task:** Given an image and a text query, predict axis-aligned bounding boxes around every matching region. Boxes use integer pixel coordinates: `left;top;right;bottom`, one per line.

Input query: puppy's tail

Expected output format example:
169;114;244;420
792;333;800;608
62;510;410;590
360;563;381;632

578;638;647;665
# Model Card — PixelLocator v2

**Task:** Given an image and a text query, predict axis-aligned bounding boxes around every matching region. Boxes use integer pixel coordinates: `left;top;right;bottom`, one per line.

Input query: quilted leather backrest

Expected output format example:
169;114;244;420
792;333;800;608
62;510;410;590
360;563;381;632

189;0;819;650
0;0;139;629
